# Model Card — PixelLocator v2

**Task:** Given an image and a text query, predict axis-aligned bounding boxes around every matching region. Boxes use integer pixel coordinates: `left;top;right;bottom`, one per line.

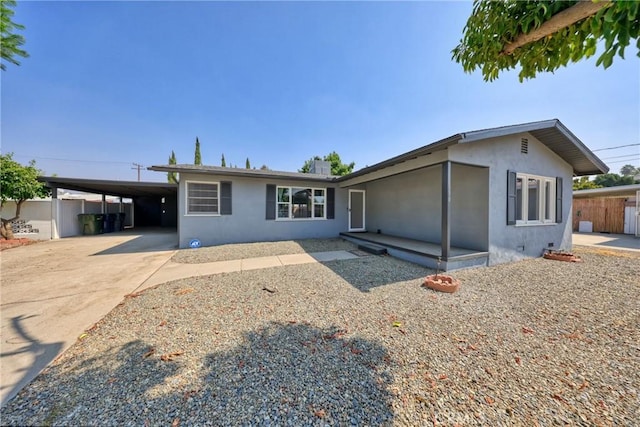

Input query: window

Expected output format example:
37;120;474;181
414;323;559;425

276;186;326;219
186;181;219;215
514;173;555;225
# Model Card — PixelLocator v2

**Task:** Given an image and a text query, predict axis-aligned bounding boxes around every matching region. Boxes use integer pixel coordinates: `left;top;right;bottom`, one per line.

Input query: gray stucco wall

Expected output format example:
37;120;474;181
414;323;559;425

364;166;442;242
177;173;348;248
450;164;489;251
448;133;573;265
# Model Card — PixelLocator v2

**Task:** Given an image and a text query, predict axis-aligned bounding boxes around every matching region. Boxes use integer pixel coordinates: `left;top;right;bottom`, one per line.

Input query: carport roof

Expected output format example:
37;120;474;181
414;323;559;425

38;176;177;198
573;183;640;199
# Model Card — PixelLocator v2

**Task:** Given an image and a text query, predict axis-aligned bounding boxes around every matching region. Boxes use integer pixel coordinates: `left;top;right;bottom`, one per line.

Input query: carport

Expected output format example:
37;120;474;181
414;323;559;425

38;177;178;237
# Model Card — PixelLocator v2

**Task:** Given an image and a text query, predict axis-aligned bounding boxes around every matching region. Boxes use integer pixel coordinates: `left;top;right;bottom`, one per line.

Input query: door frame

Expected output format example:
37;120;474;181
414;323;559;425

348;190;366;232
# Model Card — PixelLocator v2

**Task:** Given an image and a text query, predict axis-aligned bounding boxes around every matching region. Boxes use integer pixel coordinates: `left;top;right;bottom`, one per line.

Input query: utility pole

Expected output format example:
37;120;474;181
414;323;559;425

132;163;143;182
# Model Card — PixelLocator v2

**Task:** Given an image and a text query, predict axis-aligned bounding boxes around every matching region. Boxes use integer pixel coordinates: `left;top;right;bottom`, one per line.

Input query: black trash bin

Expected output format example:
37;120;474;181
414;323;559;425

117;212;126;231
104;213;116;233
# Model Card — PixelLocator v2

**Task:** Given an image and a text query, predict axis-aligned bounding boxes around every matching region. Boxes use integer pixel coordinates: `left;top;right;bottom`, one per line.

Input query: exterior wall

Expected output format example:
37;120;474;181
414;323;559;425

0;200;52;240
448;133;573;265
363;166;442;242
177;173;348;248
451;164;489;251
60;199;83;237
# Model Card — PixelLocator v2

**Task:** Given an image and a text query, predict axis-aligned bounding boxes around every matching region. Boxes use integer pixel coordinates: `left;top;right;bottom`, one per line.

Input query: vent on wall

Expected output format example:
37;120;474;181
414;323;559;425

520;138;529;154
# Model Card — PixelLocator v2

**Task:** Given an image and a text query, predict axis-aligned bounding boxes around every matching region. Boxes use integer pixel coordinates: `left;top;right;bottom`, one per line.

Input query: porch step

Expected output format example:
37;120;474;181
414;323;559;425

358;243;387;255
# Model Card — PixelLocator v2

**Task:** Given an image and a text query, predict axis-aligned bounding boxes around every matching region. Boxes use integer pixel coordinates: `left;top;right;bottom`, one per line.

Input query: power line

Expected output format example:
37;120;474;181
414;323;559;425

592;143;640;152
600;154;640;161
9;153;132;165
606;159;640;165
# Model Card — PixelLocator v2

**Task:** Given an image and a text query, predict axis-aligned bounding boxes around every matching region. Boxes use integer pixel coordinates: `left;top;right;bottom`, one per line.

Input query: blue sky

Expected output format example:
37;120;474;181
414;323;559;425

2;1;639;182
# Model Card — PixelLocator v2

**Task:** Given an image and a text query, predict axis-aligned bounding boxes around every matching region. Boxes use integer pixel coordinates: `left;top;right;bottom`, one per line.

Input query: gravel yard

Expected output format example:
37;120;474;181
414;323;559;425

171;238;357;264
2;243;639;426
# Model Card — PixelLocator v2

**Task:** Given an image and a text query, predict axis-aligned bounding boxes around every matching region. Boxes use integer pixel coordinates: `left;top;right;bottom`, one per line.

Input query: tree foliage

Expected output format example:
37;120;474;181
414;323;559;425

0;153;50;239
299;151;355;176
0;0;29;71
620;164;639;176
221;153;226;167
572;176;601;190
246;157;251;169
453;0;640;82
167;150;178;184
194;137;202;165
593;172;638;187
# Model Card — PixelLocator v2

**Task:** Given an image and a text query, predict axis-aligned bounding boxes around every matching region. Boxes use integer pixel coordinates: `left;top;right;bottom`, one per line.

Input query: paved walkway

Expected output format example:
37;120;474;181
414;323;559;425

142;250;360;288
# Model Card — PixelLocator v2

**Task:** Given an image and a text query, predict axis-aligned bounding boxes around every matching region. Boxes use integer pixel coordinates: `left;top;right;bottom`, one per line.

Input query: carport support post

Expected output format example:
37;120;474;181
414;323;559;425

50;187;60;239
101;194;106;214
441;161;451;260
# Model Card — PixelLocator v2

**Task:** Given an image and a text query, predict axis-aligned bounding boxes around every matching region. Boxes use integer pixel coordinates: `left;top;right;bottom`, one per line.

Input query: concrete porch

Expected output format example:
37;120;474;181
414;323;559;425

340;231;489;271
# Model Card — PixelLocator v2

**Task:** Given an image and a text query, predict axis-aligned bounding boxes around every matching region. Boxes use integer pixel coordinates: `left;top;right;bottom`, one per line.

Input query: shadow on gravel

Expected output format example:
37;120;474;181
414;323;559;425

320;256;430;292
0;340;180;426
1;324;395;425
203;322;394;425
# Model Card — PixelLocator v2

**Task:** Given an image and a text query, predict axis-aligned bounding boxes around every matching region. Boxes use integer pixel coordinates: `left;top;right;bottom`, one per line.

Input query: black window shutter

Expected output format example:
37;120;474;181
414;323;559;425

266;184;276;220
326;188;335;219
506;170;517;225
556;177;563;223
220;181;232;215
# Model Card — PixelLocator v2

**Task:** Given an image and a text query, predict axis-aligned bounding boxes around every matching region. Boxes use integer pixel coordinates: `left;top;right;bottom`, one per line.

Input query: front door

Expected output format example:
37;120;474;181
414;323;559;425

349;190;365;232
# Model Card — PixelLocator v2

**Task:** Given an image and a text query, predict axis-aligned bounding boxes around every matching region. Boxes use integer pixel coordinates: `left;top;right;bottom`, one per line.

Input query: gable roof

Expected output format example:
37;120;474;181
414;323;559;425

149;119;608;182
338;119;608;181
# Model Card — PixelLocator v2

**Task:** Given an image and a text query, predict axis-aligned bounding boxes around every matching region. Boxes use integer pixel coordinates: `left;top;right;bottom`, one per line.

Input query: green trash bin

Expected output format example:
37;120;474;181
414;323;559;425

78;214;102;235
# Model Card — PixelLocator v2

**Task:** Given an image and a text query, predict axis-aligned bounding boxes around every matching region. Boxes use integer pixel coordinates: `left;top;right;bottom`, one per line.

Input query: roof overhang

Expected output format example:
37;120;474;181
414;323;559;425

573;183;640;199
337;119;608;181
460;119;608;176
38;176;177;198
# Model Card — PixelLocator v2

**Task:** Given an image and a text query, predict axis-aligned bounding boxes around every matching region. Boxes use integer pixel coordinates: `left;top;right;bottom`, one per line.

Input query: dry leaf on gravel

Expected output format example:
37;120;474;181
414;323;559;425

160;351;184;362
142;348;155;359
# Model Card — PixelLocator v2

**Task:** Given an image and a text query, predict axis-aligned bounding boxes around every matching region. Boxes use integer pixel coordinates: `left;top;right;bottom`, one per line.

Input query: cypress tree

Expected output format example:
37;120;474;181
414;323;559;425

221;153;226;167
167;150;178;183
194;137;202;165
246;158;251;169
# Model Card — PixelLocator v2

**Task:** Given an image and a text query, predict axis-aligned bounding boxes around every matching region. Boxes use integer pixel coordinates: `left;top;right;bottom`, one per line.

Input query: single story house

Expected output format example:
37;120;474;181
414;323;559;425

149;119;608;270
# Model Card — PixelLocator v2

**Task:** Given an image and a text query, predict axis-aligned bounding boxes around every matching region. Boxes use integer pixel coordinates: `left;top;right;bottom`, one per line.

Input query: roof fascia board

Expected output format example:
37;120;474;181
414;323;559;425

573;183;640;198
335;134;462;182
150;167;336;183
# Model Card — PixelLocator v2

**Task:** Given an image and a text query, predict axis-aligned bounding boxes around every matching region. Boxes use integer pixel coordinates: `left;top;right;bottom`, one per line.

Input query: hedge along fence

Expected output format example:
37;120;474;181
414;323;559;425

573;197;626;234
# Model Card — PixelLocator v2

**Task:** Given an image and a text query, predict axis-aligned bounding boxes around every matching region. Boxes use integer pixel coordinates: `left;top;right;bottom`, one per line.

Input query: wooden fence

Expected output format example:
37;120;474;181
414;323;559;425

572;198;626;233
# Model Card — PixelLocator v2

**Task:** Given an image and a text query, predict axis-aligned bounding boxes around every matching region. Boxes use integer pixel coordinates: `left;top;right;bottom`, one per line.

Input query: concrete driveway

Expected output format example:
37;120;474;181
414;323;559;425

0;229;177;406
573;232;640;252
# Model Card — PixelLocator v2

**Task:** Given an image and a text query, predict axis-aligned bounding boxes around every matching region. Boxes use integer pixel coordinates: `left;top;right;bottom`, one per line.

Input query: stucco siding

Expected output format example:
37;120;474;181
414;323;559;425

450;164;489;251
177;173;347;248
449;132;573;264
364;166;441;242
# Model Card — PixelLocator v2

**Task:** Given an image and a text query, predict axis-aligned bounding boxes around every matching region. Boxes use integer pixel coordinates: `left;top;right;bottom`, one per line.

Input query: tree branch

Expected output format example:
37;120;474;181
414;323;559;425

502;0;613;55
